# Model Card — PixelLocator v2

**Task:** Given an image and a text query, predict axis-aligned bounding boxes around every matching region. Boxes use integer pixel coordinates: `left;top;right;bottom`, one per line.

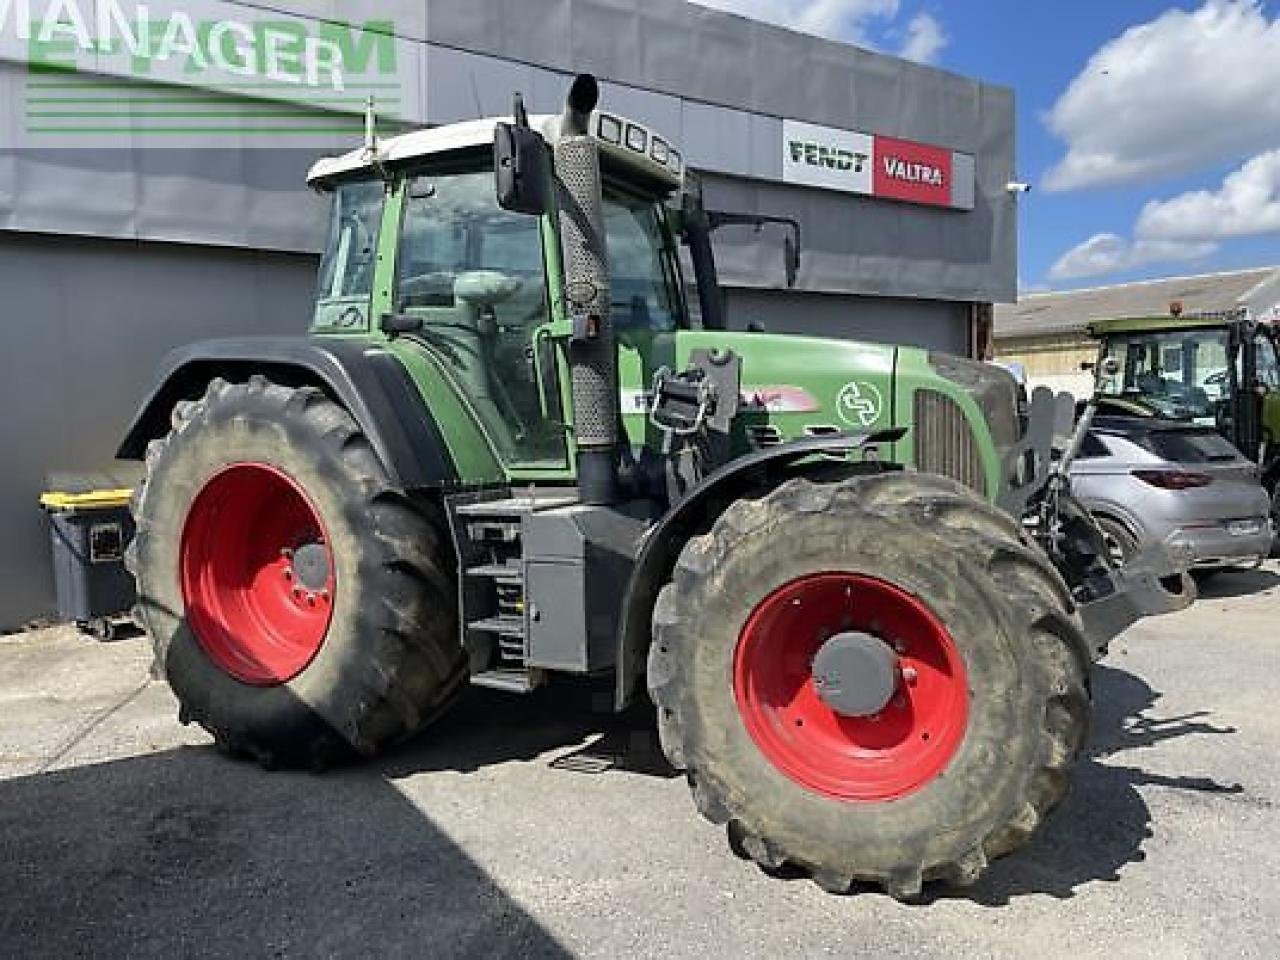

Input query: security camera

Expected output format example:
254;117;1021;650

1006;181;1032;194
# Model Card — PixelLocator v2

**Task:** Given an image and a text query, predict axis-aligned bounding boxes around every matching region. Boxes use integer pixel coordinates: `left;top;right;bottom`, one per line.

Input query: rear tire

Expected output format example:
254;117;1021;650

128;376;466;769
648;472;1090;899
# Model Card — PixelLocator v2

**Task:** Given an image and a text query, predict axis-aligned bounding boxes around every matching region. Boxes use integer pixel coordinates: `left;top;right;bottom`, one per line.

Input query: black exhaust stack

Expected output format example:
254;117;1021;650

555;75;619;505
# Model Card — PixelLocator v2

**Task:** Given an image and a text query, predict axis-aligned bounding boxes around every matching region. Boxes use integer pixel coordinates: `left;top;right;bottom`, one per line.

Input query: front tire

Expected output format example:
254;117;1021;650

128;376;466;768
648;472;1090;899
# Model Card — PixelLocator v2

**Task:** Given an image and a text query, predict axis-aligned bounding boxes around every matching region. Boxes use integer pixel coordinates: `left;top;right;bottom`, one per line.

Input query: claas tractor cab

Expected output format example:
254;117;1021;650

118;75;1189;899
1089;311;1280;526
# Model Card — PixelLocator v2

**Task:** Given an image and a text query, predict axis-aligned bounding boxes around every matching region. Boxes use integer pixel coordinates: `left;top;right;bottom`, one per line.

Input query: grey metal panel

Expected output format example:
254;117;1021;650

679;101;751;178
723;288;970;356
951;153;976;211
0;233;318;631
525;561;588;671
702;171;1008;304
424;45;541;123
748;114;783;180
597;81;682;143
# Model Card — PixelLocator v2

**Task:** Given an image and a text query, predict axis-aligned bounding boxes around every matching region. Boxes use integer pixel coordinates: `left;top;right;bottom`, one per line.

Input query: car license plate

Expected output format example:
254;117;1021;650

1226;519;1263;536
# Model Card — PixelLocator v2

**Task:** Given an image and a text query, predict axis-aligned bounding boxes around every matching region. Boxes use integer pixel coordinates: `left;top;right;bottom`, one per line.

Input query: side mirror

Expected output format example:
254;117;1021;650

494;123;549;215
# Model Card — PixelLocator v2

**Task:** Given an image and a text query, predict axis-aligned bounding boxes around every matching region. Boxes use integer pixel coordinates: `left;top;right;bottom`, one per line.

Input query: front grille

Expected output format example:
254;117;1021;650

914;389;986;495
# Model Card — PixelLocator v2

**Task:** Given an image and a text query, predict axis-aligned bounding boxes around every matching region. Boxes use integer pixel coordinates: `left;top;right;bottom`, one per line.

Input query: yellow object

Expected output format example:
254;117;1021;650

39;488;133;511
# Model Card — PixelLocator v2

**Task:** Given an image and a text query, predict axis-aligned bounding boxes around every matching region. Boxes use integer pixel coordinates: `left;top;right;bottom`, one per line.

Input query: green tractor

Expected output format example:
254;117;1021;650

119;75;1187;898
1088;311;1280;528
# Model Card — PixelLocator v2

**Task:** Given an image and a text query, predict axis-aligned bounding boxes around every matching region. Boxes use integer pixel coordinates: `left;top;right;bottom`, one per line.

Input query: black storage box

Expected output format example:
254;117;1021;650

40;476;138;630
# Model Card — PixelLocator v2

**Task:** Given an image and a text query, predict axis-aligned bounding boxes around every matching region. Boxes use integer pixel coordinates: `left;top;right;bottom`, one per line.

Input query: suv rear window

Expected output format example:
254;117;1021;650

1138;429;1240;463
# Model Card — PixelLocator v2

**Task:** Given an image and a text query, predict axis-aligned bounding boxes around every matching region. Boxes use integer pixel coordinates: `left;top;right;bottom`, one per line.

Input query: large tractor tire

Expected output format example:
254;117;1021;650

128;376;466;768
648;471;1090;899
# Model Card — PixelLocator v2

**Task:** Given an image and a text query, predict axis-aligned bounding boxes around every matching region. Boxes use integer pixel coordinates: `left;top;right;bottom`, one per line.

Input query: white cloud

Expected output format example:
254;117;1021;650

1048;233;1218;282
690;0;944;56
898;12;946;63
1137;149;1280;240
1043;1;1280;192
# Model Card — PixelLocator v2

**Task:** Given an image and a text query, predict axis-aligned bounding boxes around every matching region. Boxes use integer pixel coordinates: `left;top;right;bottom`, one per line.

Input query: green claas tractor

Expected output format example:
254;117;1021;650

118;76;1188;898
1089;311;1280;528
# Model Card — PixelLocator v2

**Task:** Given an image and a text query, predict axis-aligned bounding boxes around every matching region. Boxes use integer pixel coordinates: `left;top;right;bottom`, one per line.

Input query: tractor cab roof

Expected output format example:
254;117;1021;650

307;111;684;194
1086;312;1240;338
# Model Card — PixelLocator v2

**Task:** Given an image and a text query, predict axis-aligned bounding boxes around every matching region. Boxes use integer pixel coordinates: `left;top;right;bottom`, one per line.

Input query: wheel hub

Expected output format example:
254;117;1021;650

289;541;331;592
811;630;900;717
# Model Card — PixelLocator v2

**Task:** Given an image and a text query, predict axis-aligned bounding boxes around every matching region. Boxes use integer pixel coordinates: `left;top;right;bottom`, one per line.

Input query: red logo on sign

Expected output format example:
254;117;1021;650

873;136;952;207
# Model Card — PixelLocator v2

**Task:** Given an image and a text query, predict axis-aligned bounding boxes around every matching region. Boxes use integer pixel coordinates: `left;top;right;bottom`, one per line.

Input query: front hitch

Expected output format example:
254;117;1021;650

999;382;1196;661
1077;543;1195;660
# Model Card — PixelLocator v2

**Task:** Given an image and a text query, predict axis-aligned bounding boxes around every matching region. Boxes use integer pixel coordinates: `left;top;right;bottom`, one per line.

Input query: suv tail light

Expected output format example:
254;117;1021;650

1131;469;1212;490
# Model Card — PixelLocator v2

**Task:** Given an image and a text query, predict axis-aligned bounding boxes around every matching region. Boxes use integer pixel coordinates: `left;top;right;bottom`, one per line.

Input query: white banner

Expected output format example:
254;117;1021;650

782;118;873;195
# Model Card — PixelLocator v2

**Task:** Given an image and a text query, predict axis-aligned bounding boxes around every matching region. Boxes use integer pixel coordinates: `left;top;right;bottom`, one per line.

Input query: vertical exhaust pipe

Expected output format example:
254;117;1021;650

555;74;619;505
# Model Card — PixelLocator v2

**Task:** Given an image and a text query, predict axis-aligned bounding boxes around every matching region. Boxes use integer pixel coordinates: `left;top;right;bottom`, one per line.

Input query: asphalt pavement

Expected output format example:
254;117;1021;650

2;562;1278;960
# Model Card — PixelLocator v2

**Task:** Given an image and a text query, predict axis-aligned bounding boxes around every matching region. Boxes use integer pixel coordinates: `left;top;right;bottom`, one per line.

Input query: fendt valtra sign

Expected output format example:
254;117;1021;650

782;119;975;211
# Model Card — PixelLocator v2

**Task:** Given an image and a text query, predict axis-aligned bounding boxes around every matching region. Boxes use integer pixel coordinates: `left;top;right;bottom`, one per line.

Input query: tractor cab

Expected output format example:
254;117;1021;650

1090;313;1280;467
307;108;689;473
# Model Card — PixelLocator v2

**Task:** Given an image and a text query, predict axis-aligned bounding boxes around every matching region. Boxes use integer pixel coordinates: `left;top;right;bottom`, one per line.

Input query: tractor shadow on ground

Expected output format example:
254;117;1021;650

914;661;1243;907
1192;566;1280;600
380;680;677;781
0;740;576;960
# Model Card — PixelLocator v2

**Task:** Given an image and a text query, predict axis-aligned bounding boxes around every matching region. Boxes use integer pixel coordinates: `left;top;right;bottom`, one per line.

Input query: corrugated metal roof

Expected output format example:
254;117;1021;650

995;267;1280;339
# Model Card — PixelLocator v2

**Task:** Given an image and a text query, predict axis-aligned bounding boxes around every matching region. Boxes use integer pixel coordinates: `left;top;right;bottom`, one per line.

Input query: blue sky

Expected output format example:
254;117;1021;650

695;1;1280;292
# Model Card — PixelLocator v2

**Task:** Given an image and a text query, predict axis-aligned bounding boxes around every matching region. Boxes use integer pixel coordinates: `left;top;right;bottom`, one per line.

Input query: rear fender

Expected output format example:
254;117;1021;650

116;337;458;490
613;430;904;711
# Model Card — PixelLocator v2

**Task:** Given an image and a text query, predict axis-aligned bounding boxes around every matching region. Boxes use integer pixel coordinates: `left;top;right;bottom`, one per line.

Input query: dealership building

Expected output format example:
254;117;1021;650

0;0;1017;629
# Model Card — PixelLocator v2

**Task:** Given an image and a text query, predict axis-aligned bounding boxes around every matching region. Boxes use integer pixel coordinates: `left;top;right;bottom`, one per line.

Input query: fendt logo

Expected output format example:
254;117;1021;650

788;140;869;173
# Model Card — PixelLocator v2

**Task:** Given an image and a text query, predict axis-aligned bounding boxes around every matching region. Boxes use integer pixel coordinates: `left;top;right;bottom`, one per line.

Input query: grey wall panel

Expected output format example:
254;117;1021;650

598;81;683;143
0;233;319;630
703;172;1010;303
424;45;542;122
724;288;969;356
681;102;753;178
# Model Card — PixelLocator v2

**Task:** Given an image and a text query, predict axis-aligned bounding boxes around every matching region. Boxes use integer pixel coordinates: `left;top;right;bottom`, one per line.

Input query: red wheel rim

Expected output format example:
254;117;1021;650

180;463;335;686
733;573;968;802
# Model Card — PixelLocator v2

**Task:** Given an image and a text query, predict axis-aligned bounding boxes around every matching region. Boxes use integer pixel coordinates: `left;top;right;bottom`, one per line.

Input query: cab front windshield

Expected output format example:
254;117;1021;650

1099;327;1230;422
394;161;683;466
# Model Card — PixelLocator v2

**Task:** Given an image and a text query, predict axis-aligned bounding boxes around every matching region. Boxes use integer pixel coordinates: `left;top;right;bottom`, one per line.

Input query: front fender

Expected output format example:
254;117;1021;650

117;337;458;490
613;429;904;710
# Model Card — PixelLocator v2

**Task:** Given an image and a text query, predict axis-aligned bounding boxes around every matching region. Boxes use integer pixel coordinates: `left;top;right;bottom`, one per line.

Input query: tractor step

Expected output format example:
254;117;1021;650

455;493;579;517
470;668;543;694
468;614;525;637
466;562;523;583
